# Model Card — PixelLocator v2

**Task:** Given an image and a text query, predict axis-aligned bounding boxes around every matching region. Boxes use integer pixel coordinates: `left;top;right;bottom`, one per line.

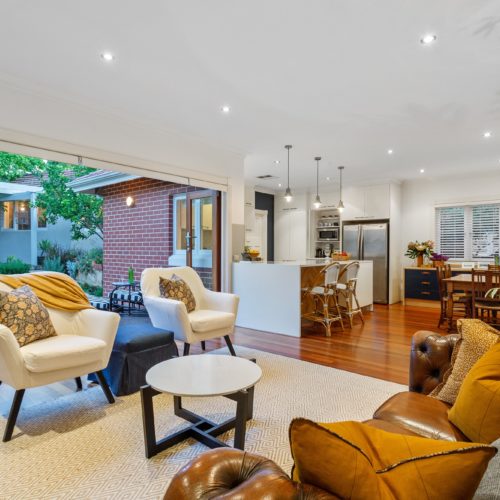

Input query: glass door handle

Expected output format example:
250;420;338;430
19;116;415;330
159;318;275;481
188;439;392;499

185;232;197;251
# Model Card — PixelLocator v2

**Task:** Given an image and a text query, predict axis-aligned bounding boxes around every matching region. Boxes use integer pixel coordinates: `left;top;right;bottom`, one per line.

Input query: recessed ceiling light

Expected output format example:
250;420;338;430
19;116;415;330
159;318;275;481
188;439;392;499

220;105;231;114
278;183;282;187
420;169;425;173
420;34;437;45
483;131;492;138
274;160;280;164
326;176;331;181
387;149;394;155
100;52;115;62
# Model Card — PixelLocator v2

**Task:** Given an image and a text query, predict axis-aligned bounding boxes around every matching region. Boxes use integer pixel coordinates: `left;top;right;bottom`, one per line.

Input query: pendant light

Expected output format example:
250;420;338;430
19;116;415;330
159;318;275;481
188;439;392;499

337;166;345;213
313;156;322;209
284;145;293;202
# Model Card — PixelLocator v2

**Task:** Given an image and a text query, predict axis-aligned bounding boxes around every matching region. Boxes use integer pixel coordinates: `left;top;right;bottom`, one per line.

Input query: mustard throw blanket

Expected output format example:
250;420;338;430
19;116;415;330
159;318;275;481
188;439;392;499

0;272;93;311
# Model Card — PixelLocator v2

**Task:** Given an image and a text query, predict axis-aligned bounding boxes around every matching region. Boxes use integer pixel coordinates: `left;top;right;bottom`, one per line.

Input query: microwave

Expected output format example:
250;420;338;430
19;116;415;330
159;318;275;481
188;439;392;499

318;228;339;241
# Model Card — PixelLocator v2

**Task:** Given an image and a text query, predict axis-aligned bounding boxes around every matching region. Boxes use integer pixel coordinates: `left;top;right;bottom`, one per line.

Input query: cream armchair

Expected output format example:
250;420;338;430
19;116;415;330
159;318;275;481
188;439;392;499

0;282;120;442
141;267;239;356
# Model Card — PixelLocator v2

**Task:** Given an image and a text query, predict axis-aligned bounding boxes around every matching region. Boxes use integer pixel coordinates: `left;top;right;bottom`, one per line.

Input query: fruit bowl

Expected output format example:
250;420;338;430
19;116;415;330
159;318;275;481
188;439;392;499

331;252;350;261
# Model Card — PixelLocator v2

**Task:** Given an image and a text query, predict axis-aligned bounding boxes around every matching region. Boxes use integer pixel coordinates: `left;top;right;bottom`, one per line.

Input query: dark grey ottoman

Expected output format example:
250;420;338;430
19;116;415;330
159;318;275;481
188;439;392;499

89;322;178;396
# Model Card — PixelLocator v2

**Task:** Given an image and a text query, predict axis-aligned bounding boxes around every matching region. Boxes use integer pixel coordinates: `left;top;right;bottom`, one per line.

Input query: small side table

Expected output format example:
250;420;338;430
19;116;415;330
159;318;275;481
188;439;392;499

140;355;262;458
109;281;142;315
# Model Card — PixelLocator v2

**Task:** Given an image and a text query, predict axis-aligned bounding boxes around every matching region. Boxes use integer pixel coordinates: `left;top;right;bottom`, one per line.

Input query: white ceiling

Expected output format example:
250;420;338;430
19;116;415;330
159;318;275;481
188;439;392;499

0;0;499;191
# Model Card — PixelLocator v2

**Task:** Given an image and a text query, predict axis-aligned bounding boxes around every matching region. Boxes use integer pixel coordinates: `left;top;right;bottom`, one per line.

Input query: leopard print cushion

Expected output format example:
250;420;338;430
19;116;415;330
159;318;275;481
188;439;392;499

430;319;500;404
159;274;196;313
0;285;57;347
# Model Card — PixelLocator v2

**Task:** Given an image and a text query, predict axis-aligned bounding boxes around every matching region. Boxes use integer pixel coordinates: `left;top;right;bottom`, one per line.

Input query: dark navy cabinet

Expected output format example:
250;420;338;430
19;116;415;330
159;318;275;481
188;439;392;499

404;268;439;301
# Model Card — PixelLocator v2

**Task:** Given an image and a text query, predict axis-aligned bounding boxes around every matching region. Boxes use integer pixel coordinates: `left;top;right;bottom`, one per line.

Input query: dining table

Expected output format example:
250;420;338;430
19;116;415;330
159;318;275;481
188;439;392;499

442;273;474;320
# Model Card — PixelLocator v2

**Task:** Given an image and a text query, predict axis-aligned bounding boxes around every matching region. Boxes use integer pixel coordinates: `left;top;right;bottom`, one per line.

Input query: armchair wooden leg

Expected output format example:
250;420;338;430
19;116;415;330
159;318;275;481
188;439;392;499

95;371;115;404
224;335;236;356
75;377;83;391
201;341;206;351
183;343;191;356
3;389;25;442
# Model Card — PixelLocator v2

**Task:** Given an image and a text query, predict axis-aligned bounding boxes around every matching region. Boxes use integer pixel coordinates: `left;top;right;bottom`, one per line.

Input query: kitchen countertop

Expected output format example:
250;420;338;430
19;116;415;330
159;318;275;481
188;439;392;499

235;259;372;267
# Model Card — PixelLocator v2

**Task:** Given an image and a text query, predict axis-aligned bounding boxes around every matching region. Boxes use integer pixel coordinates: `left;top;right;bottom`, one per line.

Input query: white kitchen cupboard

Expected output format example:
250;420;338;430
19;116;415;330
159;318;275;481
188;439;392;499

275;194;308;261
275;208;307;261
342;184;390;221
364;185;390;219
244;187;255;230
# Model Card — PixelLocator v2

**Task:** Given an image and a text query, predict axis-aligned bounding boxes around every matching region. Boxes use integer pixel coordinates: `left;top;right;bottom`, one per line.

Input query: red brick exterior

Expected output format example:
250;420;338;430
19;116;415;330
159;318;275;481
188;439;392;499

97;178;212;294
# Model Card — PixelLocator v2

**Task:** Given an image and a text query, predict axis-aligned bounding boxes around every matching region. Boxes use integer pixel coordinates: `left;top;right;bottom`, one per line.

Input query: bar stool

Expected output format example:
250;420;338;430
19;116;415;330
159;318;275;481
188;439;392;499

302;262;344;336
336;261;364;328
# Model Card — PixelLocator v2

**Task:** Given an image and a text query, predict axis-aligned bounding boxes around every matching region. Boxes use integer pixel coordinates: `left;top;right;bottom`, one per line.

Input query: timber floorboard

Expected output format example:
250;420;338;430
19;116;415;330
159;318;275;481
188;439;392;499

0;303;442;415
191;303;442;386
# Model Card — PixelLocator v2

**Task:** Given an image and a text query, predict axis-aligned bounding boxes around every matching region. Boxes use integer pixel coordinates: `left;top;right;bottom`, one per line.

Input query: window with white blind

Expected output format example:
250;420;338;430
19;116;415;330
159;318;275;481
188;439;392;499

435;204;500;260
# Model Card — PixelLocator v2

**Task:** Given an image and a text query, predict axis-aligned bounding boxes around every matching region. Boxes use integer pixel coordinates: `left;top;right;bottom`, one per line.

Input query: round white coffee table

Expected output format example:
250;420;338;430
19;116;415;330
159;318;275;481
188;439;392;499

140;355;262;458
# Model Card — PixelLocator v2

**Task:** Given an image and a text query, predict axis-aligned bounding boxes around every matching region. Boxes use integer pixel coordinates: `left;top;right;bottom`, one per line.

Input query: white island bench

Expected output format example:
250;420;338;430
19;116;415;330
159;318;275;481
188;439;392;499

232;260;373;337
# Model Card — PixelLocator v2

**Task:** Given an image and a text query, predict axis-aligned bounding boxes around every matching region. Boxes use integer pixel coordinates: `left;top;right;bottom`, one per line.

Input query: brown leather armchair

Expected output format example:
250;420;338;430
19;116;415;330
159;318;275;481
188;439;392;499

164;331;460;500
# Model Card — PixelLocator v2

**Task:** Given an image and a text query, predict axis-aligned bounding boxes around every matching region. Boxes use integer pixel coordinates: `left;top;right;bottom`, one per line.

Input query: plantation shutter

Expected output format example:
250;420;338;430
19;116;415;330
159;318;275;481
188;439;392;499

436;207;465;259
471;204;500;259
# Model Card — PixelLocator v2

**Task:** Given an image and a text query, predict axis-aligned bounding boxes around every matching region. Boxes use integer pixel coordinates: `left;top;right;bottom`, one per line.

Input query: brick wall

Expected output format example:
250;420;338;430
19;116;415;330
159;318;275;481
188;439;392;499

98;178;212;294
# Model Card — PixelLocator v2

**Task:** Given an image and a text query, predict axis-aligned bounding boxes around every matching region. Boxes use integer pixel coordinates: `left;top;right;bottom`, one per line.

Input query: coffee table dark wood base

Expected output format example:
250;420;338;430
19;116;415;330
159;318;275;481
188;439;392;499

140;385;255;458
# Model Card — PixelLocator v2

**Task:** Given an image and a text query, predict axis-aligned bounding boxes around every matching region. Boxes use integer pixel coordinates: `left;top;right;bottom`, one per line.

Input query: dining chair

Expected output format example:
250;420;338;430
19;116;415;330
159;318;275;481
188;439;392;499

471;269;500;327
302;262;344;336
436;264;471;331
336;261;364;328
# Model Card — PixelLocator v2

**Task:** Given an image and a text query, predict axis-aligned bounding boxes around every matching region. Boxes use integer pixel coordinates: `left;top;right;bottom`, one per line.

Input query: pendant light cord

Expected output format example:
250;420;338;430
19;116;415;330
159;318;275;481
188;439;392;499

287;146;290;189
316;158;319;197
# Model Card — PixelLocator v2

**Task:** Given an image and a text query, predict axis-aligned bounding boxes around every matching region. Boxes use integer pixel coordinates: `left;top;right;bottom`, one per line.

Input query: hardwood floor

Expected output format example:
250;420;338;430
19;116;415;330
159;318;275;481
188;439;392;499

0;303;442;415
191;303;442;385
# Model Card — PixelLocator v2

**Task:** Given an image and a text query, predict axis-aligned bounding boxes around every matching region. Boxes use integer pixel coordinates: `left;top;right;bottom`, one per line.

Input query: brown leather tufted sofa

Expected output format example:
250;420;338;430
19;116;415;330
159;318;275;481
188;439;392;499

164;331;462;500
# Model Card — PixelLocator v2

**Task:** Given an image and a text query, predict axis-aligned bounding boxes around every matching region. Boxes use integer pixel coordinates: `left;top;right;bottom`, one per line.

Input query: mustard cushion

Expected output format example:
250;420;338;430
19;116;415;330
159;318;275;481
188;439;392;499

159;274;196;312
430;319;500;405
448;342;500;444
289;419;496;500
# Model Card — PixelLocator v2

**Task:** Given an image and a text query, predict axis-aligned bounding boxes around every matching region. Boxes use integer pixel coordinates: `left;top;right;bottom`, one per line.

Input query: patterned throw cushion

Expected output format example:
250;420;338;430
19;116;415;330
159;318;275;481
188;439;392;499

159;275;196;313
0;285;57;347
290;418;496;500
448;342;500;444
430;319;500;405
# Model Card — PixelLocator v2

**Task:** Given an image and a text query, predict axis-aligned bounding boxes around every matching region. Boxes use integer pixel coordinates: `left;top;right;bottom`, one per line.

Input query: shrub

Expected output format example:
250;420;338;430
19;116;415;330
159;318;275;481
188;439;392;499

0;257;30;274
66;260;78;279
77;253;95;276
43;256;65;273
87;247;103;265
79;282;103;297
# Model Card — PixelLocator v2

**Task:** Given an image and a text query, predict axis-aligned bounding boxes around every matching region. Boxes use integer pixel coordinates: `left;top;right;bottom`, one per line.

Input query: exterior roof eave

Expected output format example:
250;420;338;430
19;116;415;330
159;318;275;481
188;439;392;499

68;171;139;192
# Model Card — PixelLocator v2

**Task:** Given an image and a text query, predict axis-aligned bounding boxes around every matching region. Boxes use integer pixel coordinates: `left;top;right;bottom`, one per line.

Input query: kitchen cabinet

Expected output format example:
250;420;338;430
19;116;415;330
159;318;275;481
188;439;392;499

342;184;390;221
244;187;255;230
275;206;307;261
364;185;390;219
404;268;439;301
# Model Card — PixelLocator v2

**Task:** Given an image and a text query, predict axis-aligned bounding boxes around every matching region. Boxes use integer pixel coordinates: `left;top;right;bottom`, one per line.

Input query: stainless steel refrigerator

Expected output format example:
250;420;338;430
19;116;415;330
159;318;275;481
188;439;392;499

342;221;389;304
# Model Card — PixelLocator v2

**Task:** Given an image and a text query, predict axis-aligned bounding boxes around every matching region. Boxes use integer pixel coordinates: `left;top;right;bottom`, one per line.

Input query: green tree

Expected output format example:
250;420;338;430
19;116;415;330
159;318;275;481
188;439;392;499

0;151;103;240
0;152;44;181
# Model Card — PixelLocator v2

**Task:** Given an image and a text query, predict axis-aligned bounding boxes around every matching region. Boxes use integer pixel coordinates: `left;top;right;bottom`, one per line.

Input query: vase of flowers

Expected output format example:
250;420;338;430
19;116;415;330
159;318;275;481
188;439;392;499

405;240;434;267
430;252;449;268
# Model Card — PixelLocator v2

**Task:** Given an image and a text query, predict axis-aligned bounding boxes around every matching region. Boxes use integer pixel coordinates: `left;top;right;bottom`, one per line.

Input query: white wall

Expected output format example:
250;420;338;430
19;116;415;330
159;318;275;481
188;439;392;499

400;170;500;266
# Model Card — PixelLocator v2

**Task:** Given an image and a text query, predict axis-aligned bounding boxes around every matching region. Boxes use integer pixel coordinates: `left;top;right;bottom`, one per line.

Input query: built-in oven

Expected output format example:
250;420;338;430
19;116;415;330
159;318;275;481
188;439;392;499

318;227;339;241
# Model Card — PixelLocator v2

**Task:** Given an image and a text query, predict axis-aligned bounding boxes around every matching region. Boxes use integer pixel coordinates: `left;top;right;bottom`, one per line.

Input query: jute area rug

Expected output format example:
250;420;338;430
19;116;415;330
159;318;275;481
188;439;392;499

1;346;404;499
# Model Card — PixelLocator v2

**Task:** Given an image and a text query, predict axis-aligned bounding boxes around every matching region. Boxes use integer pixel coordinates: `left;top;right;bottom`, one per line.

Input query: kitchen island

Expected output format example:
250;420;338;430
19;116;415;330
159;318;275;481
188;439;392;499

232;260;373;337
